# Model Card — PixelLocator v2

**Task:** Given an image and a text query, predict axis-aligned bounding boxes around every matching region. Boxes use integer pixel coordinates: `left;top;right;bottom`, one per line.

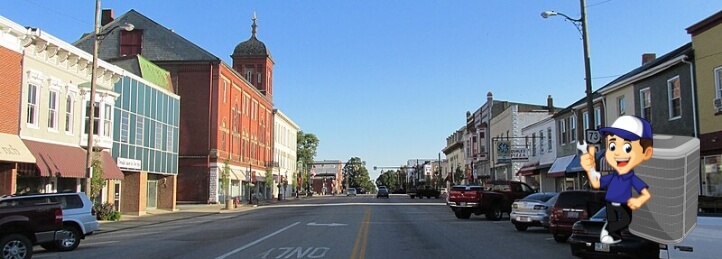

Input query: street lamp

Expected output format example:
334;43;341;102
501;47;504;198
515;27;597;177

542;0;595;131
84;0;135;196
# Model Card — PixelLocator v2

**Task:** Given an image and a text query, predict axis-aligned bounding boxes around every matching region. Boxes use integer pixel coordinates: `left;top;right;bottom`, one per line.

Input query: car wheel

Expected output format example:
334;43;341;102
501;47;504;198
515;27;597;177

514;223;528;231
1;233;33;259
553;234;569;243
410;195;415;199
55;226;81;251
485;204;503;221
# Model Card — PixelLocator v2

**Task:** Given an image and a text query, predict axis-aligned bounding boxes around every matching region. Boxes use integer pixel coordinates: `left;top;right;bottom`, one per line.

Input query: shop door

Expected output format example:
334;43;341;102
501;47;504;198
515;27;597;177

147;180;158;210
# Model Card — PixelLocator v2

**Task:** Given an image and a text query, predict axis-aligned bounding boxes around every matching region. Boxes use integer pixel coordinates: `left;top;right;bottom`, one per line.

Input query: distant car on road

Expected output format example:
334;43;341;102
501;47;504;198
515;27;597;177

510;192;558;231
376;186;389;198
346;188;357;196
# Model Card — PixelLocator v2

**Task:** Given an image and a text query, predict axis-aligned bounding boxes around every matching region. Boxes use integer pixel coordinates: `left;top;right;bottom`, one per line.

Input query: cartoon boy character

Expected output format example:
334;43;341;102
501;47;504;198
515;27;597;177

580;115;653;244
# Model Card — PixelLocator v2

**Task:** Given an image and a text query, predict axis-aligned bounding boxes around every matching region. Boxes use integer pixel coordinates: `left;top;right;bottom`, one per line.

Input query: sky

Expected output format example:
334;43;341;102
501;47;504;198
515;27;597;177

1;1;720;181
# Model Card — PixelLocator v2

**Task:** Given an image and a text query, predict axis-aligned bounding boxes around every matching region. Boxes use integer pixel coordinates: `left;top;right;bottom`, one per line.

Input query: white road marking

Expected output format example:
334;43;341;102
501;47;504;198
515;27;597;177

215;222;301;259
82;240;120;246
306;222;348;227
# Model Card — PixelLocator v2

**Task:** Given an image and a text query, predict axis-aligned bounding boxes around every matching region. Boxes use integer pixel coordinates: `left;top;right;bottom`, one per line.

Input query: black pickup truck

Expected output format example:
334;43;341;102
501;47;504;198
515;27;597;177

0;201;69;259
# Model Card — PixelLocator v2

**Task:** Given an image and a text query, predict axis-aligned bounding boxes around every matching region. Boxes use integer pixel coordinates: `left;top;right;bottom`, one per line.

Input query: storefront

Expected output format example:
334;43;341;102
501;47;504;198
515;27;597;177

0;133;36;195
703;155;722;197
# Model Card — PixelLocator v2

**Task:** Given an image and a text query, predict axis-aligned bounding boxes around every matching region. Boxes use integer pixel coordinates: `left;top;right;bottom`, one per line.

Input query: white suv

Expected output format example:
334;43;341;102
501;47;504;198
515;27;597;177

0;192;99;251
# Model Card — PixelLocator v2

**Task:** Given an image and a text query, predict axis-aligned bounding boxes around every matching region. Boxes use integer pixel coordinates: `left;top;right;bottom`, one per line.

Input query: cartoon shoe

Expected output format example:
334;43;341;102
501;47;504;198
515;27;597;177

600;222;621;244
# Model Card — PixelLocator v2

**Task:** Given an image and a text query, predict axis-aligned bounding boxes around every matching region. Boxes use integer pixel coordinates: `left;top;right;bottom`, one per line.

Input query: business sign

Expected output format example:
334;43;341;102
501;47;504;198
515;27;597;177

496;140;529;163
117;157;142;170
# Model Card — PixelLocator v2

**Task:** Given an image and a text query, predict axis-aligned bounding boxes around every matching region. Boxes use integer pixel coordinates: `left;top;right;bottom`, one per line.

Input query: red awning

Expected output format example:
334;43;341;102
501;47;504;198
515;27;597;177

100;151;124;180
23;140;123;180
516;161;540;176
23;139;86;178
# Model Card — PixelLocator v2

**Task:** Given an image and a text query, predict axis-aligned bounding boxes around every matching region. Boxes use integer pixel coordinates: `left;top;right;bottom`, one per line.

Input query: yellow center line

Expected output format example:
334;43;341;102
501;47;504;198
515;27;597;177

350;208;371;259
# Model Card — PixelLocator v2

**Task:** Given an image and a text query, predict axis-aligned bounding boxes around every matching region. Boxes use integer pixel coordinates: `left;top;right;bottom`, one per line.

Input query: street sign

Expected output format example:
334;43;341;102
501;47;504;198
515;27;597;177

586;129;601;144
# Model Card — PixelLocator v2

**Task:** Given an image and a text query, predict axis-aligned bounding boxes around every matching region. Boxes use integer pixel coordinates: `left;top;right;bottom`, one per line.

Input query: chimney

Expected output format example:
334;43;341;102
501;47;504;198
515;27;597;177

547;95;554;114
101;9;114;26
642;53;656;65
486;91;493;103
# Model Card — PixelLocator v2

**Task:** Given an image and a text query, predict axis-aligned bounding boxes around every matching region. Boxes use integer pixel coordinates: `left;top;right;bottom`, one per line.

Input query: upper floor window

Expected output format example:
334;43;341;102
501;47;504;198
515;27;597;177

120;112;129;143
559;120;567;145
531;133;536;156
547;127;553;153
714;66;722;95
136;116;144;145
103;104;112;137
27;84;39;126
65;97;74;133
84;102;100;135
640;88;652;122
569;116;577;142
166;126;174;152
119;30;143;57
582;111;589;130
48;91;58;130
154;122;162;149
667;76;682;119
594;107;602;129
223;81;228;103
617;96;626;115
246;68;254;82
539;130;544;153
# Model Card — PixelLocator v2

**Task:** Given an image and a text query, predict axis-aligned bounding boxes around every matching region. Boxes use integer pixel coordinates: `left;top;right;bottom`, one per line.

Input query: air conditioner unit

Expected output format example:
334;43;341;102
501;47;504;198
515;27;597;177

714;97;722;110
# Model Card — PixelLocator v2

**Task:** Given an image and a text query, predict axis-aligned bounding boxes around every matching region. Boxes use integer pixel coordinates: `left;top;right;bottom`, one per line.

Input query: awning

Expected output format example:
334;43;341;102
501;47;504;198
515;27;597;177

567;151;606;173
100;151;124;180
23;139;86;178
547;155;576;177
0;133;36;163
516;161;540;176
23;140;124;180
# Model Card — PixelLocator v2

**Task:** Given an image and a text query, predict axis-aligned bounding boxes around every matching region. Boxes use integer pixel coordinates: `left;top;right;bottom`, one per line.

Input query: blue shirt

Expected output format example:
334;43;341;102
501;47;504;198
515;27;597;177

600;170;649;203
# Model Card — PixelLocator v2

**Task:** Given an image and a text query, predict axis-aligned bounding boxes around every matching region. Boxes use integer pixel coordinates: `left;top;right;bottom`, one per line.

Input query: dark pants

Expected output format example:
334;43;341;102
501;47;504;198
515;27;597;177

605;201;632;240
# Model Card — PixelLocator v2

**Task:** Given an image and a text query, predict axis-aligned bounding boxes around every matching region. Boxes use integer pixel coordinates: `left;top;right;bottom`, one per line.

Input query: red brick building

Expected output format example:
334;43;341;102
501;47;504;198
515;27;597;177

75;10;276;203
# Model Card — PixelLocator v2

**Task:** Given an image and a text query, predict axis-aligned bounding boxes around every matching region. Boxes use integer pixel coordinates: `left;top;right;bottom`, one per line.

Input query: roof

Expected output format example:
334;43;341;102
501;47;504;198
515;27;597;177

686;10;722;36
232;15;273;61
74;9;220;62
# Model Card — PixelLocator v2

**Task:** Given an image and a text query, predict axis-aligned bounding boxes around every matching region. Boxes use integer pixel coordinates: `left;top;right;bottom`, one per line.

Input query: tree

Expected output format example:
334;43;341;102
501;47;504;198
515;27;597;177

375;170;400;190
297;131;319;193
89;152;105;204
221;159;231;202
344;157;374;192
454;166;464;185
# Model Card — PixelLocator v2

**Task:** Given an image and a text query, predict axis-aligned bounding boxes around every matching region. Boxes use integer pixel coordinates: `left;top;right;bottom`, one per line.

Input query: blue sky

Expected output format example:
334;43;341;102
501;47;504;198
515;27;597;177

1;1;720;180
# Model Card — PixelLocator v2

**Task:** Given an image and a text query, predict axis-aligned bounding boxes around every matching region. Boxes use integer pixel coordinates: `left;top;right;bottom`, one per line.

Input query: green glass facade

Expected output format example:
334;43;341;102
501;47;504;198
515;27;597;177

112;77;180;174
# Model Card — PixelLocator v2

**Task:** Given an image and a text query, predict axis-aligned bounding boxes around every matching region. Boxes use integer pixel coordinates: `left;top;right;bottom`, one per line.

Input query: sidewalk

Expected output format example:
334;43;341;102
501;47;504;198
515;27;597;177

95;197;300;235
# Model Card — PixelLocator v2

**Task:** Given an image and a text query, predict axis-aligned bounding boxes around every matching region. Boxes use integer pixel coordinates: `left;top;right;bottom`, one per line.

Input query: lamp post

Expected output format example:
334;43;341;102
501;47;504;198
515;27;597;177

542;0;595;131
84;0;134;196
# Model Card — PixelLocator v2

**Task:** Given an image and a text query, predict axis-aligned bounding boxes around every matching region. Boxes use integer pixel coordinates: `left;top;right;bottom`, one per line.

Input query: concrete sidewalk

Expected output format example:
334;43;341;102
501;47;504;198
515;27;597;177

95;197;300;235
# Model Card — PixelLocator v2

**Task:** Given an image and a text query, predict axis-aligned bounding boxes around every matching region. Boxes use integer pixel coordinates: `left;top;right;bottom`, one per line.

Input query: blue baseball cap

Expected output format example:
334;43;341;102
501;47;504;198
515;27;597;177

598;115;653;141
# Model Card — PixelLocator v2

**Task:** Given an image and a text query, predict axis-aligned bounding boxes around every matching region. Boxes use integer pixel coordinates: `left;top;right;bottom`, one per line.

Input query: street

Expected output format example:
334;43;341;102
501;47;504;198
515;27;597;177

33;195;574;259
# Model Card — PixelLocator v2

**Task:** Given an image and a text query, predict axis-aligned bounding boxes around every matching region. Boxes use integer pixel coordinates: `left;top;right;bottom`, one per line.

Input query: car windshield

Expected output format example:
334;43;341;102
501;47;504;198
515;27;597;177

520;193;557;203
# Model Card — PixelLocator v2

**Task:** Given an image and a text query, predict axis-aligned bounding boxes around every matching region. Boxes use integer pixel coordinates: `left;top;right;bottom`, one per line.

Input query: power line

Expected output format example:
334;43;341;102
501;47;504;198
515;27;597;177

587;0;614;8
25;0;92;27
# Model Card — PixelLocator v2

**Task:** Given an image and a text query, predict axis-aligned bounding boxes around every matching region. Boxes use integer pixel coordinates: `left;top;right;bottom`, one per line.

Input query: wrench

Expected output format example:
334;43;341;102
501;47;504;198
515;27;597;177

577;140;601;180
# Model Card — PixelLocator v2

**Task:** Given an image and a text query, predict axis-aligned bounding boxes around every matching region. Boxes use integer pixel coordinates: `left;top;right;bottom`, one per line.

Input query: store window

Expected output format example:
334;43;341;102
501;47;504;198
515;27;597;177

703;155;722;197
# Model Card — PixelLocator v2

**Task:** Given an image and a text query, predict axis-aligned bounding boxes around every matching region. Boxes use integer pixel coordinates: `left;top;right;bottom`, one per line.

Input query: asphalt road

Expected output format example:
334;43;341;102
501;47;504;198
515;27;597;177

33;194;575;259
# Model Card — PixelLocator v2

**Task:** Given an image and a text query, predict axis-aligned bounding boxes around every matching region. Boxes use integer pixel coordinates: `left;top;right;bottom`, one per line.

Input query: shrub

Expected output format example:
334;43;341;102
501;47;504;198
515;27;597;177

94;203;120;221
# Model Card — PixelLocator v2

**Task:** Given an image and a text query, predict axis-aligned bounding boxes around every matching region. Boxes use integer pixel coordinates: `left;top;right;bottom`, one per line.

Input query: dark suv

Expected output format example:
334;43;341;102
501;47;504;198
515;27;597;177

548;190;606;243
376;186;389;198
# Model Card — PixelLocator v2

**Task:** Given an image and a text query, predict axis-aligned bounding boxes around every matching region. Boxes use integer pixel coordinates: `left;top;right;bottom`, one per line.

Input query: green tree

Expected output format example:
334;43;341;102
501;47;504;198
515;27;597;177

89;152;105;204
221;159;231;202
344;157;374;192
454;166;465;185
297;131;319;193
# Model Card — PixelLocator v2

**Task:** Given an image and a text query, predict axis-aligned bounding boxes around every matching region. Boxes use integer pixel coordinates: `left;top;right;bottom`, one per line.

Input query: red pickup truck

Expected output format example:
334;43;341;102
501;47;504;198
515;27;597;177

446;180;536;220
0;201;69;259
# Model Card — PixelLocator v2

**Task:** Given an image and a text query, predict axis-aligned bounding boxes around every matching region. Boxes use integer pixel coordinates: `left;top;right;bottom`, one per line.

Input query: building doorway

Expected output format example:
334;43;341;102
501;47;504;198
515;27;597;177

147;180;158;210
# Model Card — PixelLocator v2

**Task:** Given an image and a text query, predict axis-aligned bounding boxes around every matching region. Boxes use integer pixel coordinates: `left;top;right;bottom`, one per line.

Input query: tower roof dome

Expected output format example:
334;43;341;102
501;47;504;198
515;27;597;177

232;13;273;59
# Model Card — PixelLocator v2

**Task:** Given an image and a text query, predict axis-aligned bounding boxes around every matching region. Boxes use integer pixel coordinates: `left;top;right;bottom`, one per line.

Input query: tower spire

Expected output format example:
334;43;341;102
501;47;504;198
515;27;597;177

251;12;257;38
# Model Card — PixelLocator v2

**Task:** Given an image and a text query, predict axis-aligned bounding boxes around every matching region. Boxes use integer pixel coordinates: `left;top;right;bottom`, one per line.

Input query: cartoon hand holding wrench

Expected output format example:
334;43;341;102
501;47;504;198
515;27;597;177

578;140;601;181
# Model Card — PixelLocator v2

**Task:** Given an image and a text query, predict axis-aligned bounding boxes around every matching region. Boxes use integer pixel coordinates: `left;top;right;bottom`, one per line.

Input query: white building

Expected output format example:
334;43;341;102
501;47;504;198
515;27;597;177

273;109;299;199
519;116;556;192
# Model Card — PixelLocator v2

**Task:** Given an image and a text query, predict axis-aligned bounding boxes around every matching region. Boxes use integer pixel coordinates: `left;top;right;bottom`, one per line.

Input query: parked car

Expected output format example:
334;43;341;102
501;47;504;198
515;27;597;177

568;207;659;259
510;192;558;231
0;192;99;251
447;181;536;221
548;190;606;243
0;200;69;259
346;188;357;196
376;186;389;198
659;196;722;259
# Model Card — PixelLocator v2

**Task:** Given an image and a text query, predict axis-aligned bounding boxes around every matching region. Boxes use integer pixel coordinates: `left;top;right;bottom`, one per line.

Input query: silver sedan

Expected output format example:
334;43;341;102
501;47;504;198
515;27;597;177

510;192;559;231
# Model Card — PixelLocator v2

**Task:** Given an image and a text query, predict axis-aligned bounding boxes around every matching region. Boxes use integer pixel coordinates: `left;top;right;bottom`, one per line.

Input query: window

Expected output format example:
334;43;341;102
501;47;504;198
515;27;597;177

103;104;112;137
64;97;74;133
569;116;576;142
166;126;174;152
547;127;553;153
531;133;536;156
119;30;143;56
559;120;566;145
716;67;722;112
617;96;626;115
539;130;544;153
120;112;129;143
223;81;227;103
640;88;652;121
246;68;254;82
48;91;58;130
668;76;682;119
582;111;589;130
257;73;262;85
84;102;100;135
154;122;162;149
27;84;38;126
594;107;602;129
136;116;144;145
